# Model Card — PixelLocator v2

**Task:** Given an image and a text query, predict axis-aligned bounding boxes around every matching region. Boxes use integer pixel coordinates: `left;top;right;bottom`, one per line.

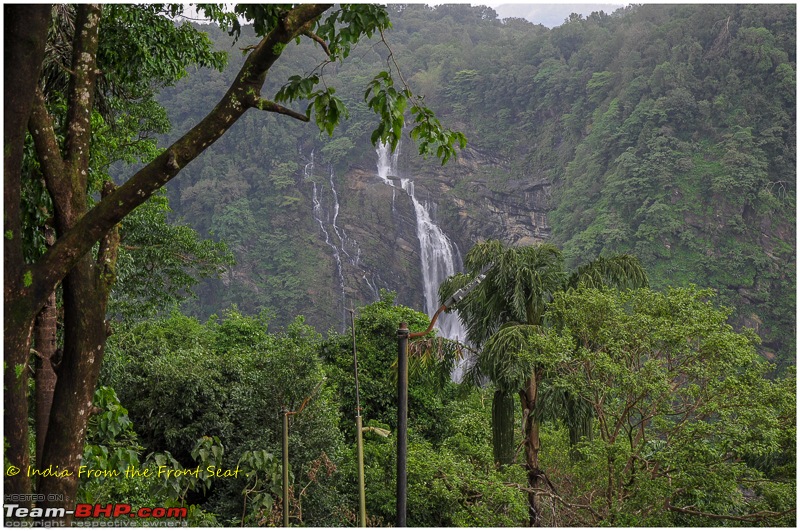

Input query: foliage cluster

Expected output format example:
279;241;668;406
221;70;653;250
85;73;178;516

543;286;795;526
90;283;794;526
154;3;794;367
97;296;530;526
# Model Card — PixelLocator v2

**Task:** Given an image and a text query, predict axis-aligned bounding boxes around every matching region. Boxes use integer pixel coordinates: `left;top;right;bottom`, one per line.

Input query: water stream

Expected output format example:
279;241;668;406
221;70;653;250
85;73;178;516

305;143;469;348
375;143;467;343
306;151;382;330
307;153;348;330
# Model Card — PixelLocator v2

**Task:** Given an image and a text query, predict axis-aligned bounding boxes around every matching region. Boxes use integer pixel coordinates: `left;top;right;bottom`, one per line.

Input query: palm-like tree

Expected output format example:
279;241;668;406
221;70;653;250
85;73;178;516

440;240;647;526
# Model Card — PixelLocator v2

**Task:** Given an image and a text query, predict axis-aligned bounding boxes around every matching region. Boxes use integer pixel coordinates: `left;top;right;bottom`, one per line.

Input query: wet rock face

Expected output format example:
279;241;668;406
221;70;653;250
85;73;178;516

315;165;427;314
439;176;552;250
308;147;553;322
394;146;553;254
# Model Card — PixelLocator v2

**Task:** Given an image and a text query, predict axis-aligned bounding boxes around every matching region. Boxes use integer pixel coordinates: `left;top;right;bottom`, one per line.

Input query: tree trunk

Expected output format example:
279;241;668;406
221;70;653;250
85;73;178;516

38;253;112;513
34;288;58;466
3;312;36;500
30;7;113;516
521;370;543;527
38;182;119;517
6;4;331;511
492;389;516;466
3;3;52;502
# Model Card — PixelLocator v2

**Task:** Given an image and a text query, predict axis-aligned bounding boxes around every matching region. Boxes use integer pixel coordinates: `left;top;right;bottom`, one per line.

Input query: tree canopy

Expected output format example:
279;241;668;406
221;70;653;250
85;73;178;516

4;3;464;515
3;3;794;527
150;3;793;370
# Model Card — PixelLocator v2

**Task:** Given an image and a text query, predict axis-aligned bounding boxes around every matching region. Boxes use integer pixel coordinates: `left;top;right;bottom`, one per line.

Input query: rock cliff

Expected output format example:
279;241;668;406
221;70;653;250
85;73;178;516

303;144;554;330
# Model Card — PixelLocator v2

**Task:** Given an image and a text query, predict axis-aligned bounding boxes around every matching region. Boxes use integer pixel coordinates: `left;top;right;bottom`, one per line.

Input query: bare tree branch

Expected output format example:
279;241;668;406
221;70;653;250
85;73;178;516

252;98;310;122
302;29;331;56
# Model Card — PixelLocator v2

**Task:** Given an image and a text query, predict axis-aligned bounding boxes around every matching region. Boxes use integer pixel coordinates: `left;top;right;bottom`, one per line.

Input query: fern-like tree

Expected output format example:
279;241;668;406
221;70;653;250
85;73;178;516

440;240;647;526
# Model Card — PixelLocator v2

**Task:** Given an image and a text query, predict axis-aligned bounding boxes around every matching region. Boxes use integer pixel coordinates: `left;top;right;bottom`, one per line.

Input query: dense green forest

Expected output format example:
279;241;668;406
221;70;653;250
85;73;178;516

90;286;795;526
6;3;795;528
154;3;795;368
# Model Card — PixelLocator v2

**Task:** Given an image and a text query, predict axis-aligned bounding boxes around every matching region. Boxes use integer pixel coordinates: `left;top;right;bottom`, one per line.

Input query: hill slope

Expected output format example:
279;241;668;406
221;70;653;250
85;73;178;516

152;3;795;365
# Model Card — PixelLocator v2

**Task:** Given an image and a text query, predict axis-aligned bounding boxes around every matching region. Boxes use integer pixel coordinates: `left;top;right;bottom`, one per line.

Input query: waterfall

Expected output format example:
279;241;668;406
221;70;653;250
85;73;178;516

376;142;467;343
307;154;347;330
328;167;351;261
363;273;380;300
306;151;381;330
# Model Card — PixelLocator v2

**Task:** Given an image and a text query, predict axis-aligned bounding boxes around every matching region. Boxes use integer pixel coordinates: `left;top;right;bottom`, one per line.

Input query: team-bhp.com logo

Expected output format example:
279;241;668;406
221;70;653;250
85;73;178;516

5;503;187;523
76;504;186;519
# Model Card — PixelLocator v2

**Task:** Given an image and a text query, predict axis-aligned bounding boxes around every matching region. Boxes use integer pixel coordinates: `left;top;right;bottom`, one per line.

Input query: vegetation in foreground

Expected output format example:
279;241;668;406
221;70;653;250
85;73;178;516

6;3;795;527
86;282;795;526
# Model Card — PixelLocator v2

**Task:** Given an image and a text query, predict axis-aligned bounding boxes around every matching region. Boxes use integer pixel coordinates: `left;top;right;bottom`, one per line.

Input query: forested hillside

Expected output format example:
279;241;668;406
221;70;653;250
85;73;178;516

9;4;794;527
156;3;795;366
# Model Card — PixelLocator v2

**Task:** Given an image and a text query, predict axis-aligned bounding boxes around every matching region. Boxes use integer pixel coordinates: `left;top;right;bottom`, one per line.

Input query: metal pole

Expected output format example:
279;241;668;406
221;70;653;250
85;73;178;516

356;415;366;527
396;322;409;527
282;409;290;527
351;309;366;527
391;263;492;527
351;309;361;413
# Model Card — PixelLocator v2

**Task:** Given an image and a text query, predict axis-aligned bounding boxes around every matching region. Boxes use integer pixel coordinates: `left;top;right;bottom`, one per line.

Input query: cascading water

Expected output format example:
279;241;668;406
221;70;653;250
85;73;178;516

328;167;352;262
363;273;381;300
307;153;347;330
306;150;382;330
376;142;468;343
